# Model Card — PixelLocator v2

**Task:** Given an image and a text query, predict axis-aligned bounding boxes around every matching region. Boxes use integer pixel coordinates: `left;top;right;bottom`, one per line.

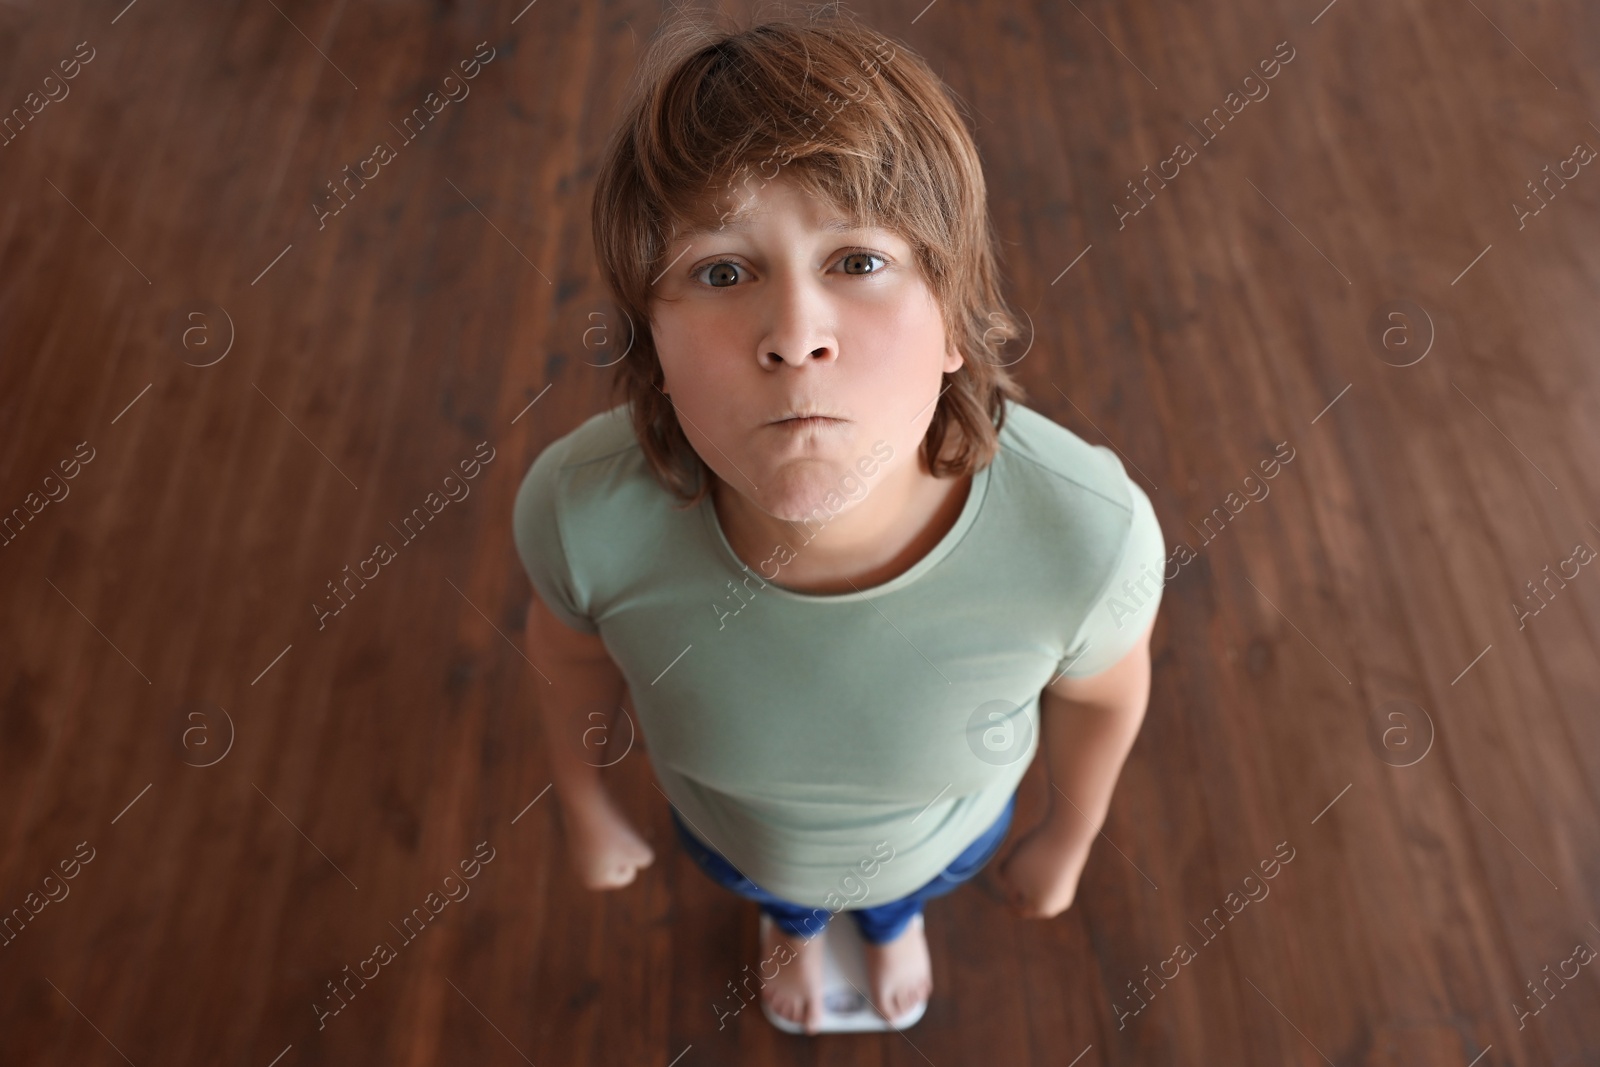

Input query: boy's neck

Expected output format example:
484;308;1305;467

711;453;973;596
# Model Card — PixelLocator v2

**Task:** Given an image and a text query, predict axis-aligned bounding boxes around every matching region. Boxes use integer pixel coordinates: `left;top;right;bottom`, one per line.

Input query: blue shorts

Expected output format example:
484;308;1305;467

669;792;1017;945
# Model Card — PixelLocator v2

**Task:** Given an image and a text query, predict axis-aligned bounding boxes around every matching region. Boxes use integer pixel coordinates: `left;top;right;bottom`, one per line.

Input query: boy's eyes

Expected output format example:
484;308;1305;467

691;250;888;289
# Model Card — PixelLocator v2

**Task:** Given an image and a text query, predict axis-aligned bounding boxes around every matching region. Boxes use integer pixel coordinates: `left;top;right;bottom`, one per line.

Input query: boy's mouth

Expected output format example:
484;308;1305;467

770;407;848;423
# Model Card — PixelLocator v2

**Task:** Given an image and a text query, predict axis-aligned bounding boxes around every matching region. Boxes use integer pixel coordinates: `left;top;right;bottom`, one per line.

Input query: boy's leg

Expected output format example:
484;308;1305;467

669;805;833;937
849;790;1019;943
760;901;833;940
849;896;924;944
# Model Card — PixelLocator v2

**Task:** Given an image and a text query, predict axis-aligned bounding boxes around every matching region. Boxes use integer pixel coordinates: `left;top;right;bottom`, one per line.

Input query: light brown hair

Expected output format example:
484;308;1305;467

590;5;1028;509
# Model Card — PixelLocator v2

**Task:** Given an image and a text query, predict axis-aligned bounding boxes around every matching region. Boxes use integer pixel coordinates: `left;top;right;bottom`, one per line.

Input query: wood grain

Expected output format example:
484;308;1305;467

0;0;1596;1063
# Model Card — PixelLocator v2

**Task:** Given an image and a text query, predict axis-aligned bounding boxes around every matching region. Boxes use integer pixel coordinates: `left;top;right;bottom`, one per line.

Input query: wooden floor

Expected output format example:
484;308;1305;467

2;0;1597;1063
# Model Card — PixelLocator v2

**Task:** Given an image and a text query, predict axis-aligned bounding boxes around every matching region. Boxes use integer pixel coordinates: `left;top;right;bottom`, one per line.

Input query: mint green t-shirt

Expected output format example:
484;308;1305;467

512;399;1166;910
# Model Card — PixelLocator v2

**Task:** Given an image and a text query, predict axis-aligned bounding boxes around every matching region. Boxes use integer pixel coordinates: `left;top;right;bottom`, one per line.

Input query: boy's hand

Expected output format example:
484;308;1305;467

992;824;1091;920
560;791;656;891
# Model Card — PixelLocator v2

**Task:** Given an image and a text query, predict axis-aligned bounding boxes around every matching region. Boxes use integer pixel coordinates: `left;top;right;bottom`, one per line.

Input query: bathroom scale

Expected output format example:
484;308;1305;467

757;912;928;1034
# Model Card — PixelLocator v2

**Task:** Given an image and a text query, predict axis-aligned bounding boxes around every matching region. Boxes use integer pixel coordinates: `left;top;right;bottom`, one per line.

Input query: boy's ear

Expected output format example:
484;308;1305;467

944;340;966;374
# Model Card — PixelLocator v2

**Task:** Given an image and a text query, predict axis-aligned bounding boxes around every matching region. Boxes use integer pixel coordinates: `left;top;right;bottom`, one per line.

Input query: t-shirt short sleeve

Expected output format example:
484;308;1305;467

1055;470;1166;678
511;440;600;635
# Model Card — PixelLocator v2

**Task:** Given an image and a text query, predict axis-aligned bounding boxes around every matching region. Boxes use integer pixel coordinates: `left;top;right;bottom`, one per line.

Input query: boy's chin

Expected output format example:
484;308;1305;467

745;473;873;525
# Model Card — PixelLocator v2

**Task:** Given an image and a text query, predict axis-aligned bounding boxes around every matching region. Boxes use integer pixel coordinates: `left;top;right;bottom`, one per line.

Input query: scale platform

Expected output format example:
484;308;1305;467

758;912;928;1034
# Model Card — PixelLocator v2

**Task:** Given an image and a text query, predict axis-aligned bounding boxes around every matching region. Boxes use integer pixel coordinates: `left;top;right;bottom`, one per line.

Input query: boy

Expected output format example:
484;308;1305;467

513;11;1164;1035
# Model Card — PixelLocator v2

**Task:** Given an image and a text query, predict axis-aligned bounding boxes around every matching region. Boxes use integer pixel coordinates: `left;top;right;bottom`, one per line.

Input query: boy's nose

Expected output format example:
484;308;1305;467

764;344;834;366
759;284;838;367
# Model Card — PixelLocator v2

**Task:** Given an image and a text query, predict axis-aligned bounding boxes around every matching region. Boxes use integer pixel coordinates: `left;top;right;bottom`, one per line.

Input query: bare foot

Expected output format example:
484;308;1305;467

759;918;829;1034
862;914;931;1025
560;792;655;890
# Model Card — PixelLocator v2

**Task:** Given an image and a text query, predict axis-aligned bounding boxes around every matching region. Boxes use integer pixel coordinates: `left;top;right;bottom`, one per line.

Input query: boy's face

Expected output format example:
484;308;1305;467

647;174;964;524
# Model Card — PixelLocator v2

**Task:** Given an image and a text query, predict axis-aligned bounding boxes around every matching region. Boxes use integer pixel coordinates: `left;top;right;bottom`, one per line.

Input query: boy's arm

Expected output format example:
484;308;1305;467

994;617;1156;919
526;592;626;807
1036;615;1156;852
527;592;659;890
